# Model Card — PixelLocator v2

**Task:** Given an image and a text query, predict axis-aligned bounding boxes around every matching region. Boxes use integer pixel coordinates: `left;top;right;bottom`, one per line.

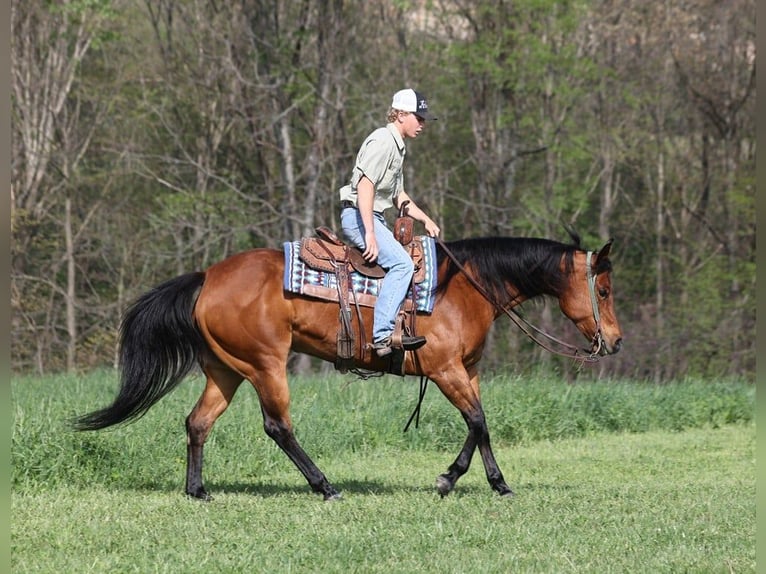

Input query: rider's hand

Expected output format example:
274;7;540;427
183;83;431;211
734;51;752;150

423;218;441;238
363;231;379;262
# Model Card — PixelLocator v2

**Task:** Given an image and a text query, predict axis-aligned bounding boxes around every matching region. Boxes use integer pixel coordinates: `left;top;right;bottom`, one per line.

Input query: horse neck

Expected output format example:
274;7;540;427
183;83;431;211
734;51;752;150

437;259;525;323
439;238;568;307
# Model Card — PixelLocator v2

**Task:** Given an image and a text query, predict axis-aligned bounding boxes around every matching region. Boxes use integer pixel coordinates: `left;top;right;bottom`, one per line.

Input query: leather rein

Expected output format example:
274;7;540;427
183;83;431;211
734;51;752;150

405;236;603;432
435;236;603;364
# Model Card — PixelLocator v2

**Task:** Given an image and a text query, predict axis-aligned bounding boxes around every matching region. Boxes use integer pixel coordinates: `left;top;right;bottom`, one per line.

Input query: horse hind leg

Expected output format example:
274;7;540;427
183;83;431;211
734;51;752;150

186;362;243;500
254;371;341;501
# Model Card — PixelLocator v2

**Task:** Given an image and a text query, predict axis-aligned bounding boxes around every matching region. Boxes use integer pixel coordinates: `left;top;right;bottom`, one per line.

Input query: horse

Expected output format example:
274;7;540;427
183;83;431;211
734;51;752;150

74;232;622;500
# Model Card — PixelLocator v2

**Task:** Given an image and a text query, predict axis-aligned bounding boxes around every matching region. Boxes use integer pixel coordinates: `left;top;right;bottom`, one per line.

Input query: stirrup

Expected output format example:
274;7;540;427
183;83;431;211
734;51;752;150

373;338;394;357
400;335;426;350
373;335;426;357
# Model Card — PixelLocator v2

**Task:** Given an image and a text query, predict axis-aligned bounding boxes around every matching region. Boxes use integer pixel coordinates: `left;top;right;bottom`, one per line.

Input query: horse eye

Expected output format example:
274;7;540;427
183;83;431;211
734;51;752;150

598;288;609;299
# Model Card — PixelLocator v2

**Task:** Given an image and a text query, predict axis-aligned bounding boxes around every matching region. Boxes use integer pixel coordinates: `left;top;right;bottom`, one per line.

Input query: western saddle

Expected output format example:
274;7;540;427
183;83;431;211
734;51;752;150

298;215;426;374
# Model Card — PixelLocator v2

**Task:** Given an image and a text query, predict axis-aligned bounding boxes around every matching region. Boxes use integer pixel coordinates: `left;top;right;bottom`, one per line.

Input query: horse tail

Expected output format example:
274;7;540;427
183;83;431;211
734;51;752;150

74;271;207;431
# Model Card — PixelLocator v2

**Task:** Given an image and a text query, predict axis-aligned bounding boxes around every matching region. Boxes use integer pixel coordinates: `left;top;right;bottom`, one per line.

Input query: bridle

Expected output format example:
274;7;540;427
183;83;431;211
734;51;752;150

436;237;604;364
405;238;605;432
585;250;604;357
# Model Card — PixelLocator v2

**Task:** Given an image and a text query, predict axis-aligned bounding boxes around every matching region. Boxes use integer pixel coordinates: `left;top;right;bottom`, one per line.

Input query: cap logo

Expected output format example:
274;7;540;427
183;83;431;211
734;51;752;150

391;88;437;120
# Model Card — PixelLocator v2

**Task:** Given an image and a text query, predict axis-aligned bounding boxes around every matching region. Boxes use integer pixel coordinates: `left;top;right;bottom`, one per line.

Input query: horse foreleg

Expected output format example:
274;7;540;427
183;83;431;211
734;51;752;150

186;366;243;500
469;370;513;497
435;416;478;497
256;374;341;501
476;424;514;497
432;370;482;497
434;370;513;498
436;408;513;498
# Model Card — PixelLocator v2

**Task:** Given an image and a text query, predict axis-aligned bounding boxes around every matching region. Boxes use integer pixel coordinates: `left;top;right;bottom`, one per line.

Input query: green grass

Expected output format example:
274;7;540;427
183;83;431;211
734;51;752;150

12;371;755;573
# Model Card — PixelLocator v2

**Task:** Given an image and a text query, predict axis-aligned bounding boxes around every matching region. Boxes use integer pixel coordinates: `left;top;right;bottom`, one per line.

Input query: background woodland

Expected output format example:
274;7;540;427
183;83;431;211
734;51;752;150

11;0;756;381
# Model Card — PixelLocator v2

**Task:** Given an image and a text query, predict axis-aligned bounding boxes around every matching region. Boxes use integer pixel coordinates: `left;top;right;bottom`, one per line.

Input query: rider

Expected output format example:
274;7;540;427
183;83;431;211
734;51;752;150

339;88;441;357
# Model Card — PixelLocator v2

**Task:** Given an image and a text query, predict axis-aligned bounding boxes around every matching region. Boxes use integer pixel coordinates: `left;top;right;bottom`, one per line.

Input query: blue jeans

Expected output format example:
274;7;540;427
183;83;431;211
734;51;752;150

340;208;414;342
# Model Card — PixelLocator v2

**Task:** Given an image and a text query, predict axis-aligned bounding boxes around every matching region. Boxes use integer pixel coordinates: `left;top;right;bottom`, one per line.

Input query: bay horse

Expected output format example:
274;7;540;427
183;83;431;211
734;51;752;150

75;233;622;500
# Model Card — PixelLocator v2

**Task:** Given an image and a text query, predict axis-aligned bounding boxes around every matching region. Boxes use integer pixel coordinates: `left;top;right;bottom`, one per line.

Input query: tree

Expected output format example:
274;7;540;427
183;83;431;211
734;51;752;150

12;0;118;372
10;0;756;381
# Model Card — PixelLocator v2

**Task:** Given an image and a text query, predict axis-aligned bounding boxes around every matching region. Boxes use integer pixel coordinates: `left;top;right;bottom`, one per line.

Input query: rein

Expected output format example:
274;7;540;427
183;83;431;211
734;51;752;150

402;236;603;432
435;236;602;364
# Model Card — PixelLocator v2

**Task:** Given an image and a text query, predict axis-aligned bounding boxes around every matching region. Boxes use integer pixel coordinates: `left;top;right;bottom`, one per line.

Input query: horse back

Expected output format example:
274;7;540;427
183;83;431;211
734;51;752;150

194;248;341;363
192;246;494;375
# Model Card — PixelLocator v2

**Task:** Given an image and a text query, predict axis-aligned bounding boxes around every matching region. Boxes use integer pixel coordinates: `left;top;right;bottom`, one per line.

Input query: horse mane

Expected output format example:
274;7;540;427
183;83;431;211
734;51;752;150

435;236;580;307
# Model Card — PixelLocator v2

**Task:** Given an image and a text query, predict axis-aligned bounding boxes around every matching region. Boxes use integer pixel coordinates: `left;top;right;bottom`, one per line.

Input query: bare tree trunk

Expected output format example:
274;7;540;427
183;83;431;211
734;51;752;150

599;147;616;242
65;194;77;372
12;1;114;372
289;0;346;376
654;147;665;383
11;1;95;257
724;139;741;374
302;0;345;236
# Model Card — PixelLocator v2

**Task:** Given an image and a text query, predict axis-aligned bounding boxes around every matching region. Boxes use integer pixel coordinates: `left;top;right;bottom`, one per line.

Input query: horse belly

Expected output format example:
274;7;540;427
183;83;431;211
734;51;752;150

288;296;369;361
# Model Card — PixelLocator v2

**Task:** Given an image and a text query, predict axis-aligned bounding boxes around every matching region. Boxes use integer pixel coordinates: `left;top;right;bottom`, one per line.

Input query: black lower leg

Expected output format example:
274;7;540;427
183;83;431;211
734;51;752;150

478;439;514;497
264;418;340;500
436;432;477;497
185;418;212;500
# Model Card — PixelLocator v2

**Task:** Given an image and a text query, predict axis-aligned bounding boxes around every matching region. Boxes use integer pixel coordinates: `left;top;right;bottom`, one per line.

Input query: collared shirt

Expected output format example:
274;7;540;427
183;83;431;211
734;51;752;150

339;123;405;213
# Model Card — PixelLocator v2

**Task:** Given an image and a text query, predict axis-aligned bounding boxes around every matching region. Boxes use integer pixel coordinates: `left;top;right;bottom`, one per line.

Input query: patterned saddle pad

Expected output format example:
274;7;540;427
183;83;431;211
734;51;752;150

283;236;438;313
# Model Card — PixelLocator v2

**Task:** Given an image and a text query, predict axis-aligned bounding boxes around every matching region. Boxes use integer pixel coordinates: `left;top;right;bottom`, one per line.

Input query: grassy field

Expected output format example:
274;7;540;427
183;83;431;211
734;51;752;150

12;370;755;573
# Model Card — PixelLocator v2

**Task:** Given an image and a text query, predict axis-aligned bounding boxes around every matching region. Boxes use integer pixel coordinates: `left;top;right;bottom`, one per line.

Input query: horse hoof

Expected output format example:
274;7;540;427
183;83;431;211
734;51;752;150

499;489;515;498
324;491;342;501
435;475;453;497
186;489;213;501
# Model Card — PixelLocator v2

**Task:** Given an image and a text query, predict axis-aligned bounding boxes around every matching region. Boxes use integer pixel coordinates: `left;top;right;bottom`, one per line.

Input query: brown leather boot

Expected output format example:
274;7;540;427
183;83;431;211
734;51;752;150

373;335;426;357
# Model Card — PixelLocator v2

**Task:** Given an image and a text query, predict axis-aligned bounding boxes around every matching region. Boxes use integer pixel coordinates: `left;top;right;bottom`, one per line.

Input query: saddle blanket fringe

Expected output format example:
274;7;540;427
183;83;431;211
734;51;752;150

283;237;438;313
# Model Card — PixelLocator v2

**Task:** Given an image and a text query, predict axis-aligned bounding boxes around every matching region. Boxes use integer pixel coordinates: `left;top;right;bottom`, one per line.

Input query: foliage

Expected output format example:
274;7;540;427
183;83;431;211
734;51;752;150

10;0;756;380
11;371;755;573
12;370;753;491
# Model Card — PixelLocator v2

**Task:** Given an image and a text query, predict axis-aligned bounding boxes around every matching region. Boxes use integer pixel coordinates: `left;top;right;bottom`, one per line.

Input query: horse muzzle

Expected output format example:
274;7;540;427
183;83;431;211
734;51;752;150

587;322;623;356
592;335;622;356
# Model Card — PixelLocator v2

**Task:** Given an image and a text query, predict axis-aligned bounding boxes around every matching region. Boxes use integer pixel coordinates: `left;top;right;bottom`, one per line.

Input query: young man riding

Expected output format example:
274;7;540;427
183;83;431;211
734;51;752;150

338;88;441;357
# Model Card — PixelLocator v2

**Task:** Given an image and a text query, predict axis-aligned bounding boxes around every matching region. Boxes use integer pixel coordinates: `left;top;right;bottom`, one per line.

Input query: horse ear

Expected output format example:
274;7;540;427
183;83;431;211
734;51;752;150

596;238;614;262
561;221;582;247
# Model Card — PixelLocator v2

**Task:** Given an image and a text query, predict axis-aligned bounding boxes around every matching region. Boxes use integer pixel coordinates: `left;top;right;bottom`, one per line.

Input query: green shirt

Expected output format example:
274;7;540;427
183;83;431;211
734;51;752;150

339;123;405;213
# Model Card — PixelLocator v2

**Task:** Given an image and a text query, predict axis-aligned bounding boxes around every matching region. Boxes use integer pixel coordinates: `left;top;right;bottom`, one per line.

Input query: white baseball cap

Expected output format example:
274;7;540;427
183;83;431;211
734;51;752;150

391;88;437;120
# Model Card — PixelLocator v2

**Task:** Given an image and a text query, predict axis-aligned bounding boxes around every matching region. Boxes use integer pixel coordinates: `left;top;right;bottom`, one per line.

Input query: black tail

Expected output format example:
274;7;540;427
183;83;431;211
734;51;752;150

74;272;207;431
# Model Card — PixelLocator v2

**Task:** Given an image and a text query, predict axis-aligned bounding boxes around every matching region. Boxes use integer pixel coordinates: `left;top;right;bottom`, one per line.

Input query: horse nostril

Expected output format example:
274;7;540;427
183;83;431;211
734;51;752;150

612;338;623;354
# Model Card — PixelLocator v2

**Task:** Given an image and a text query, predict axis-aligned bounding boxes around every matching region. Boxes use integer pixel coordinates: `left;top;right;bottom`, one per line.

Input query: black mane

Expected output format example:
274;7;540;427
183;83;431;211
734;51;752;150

435;237;580;307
